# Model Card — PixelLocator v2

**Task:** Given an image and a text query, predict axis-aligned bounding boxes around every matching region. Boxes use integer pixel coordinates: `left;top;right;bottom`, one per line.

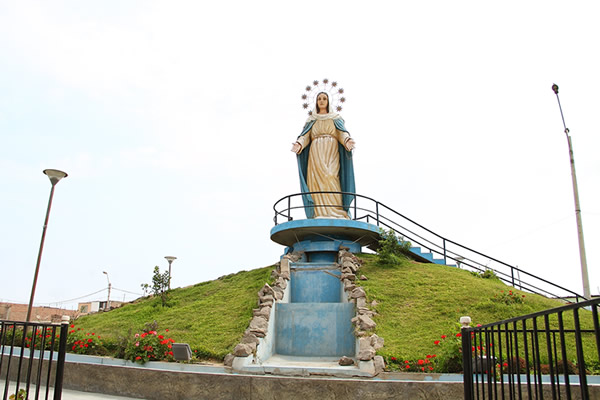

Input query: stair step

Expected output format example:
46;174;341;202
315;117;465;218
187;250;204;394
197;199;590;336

275;303;355;357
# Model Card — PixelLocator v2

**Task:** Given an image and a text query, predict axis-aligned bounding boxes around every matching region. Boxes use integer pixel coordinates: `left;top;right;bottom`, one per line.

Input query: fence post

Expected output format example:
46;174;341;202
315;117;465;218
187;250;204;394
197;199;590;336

53;316;69;400
461;316;473;400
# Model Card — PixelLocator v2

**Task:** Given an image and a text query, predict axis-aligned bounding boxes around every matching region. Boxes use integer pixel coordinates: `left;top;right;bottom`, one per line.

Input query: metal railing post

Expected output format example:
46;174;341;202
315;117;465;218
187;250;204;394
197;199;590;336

53;319;69;400
442;239;447;265
462;326;474;400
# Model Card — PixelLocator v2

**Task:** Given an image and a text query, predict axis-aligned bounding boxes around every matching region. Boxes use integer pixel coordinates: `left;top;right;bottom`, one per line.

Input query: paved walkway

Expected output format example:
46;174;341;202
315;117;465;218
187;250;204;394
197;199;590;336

2;382;144;399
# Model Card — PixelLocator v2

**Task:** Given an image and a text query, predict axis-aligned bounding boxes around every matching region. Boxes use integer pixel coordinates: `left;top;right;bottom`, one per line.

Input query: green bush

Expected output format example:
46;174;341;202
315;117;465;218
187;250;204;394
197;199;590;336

376;229;412;266
124;327;175;364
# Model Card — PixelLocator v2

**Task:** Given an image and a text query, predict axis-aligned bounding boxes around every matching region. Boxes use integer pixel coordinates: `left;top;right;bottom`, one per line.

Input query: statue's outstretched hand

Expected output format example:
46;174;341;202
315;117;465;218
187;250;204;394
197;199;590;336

291;142;302;154
345;138;356;151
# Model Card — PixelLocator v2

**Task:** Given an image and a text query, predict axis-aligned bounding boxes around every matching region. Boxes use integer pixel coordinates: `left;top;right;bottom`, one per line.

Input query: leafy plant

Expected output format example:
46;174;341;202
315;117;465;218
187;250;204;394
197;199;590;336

493;289;525;305
67;325;106;355
9;389;27;400
124;325;175;364
470;269;500;280
376;229;412;266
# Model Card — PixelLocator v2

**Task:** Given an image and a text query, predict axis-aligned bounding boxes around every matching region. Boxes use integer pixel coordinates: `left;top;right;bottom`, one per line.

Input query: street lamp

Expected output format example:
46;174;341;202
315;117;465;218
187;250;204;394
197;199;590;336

103;271;112;310
551;84;590;300
26;169;68;322
164;256;177;290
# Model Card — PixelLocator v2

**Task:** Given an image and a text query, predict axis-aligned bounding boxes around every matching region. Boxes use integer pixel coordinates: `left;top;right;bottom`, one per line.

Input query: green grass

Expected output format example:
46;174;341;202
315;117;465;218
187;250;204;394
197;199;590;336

73;265;274;359
357;253;597;368
72;254;597;369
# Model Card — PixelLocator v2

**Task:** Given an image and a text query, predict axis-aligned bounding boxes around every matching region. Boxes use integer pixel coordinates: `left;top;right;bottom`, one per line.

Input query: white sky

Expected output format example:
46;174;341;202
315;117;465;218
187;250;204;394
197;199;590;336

1;1;599;311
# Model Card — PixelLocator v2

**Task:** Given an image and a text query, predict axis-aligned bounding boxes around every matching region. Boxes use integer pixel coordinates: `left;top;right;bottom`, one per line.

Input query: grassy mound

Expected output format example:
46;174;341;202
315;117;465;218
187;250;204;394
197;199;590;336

72;254;594;369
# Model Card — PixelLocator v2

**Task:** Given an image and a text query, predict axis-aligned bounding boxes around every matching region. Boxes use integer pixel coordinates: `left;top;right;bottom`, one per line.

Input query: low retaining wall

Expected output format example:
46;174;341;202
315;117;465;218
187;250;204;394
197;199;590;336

4;354;598;400
62;362;465;400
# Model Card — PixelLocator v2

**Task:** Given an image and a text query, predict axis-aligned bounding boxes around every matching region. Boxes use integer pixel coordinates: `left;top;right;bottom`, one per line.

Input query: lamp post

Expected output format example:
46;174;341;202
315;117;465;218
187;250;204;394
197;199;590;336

26;169;68;322
164;256;177;290
103;271;112;310
551;84;590;300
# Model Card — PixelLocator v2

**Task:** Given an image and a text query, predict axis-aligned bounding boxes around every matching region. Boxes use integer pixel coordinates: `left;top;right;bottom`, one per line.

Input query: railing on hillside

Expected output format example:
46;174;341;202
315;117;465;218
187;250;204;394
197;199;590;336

461;297;600;400
273;192;584;302
0;320;68;400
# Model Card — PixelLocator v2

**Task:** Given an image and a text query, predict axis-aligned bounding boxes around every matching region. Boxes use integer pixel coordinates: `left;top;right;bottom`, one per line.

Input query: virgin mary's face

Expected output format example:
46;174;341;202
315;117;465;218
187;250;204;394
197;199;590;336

317;93;328;114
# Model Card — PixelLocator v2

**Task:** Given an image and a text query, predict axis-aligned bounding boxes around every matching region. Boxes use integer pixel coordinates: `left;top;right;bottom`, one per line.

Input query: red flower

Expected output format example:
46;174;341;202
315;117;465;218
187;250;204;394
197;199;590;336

456;333;462;337
165;329;169;332
158;335;164;340
434;340;440;345
428;366;434;371
88;338;93;343
441;335;446;339
421;367;425;372
168;351;173;356
405;365;410;369
404;360;409;364
418;360;424;365
70;324;75;328
503;362;508;367
135;356;141;360
391;357;396;361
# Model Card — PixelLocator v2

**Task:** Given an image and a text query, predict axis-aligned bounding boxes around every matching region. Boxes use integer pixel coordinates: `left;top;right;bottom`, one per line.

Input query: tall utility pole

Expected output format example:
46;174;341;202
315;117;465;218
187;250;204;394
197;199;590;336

551;84;590;300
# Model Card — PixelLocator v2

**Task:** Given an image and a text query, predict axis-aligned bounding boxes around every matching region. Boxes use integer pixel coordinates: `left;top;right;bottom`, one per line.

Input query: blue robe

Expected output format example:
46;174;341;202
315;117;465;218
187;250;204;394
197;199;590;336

296;118;356;219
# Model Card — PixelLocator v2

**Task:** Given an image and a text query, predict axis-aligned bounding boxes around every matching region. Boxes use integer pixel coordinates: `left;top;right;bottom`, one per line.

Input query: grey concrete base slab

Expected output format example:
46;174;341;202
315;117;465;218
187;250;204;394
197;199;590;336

235;355;374;378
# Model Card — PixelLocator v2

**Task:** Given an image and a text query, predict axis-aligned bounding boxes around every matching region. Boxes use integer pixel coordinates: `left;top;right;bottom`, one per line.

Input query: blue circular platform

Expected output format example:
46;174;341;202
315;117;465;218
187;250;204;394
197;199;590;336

270;219;381;250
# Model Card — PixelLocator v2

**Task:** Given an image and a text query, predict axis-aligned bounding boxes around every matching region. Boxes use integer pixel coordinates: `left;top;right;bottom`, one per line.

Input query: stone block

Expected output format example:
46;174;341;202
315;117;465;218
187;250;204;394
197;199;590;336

350;287;366;299
249;316;268;331
357;314;376;331
223;353;235;367
358;360;376;376
233;343;254;357
338;356;354;366
370;334;384;350
374;356;385;375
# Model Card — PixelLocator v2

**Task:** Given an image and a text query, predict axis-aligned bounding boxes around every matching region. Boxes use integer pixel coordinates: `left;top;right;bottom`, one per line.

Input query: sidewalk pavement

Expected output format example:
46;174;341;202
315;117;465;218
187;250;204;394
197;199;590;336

3;382;144;400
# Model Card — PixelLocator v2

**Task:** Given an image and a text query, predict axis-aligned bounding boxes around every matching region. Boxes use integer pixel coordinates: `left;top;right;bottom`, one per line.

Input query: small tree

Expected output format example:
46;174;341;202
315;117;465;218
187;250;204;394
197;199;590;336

149;266;171;307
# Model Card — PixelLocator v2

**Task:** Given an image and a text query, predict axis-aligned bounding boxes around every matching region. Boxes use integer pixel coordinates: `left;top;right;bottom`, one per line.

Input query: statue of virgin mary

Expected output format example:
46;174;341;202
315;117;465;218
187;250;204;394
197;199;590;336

291;92;356;219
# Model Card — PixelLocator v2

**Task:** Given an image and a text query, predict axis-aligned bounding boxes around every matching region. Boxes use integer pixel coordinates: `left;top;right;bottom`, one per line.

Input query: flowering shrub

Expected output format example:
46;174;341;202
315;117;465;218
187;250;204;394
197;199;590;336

20;326;61;351
386;326;466;373
494;290;525;305
67;325;104;355
124;328;175;364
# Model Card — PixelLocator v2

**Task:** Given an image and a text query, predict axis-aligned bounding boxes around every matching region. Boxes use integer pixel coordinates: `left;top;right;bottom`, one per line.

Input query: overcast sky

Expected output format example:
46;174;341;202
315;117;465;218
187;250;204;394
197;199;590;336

1;1;599;312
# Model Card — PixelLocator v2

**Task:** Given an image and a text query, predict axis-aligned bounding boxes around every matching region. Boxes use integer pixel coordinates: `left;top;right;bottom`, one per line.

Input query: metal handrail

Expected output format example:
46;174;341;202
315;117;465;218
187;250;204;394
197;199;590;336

273;192;584;302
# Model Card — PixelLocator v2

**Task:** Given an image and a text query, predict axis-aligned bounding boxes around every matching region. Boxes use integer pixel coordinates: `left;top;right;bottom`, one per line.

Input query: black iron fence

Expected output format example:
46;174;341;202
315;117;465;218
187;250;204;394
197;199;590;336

273;192;584;301
462;297;600;399
0;320;68;400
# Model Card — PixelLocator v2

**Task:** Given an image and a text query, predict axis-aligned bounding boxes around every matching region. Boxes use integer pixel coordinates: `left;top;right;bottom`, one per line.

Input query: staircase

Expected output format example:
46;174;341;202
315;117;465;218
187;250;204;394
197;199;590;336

275;262;355;357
